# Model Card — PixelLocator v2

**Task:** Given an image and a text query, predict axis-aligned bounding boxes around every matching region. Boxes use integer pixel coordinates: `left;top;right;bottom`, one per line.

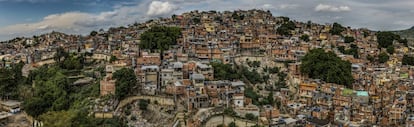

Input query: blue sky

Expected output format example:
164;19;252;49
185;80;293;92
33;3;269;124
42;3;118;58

1;0;414;41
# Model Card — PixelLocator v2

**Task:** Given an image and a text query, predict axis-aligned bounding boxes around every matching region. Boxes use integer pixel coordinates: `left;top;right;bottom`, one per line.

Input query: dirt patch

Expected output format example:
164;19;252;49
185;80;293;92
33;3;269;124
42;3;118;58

5;113;31;127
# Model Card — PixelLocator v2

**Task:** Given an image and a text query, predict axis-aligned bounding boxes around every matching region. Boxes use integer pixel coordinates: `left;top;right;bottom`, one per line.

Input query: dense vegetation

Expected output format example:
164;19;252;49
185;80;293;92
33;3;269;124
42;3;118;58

402;55;414;65
245;113;258;121
241;66;264;84
378;52;390;63
19;48;126;126
113;68;137;100
277;21;295;36
392;26;414;43
139;26;181;52
376;31;400;49
300;48;353;87
210;62;241;81
23;65;124;126
329;22;345;35
338;44;359;58
344;36;355;43
0;62;25;100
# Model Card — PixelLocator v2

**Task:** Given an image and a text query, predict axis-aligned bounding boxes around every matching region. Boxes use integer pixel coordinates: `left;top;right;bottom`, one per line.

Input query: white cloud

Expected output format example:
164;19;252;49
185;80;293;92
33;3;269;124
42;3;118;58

315;4;351;12
0;1;152;40
262;3;298;10
279;4;299;10
0;0;60;3
0;12;91;34
147;1;178;16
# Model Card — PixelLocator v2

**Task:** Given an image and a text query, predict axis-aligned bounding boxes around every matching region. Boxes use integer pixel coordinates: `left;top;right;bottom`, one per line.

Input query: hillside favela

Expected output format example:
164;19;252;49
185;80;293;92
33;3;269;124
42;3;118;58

1;0;414;127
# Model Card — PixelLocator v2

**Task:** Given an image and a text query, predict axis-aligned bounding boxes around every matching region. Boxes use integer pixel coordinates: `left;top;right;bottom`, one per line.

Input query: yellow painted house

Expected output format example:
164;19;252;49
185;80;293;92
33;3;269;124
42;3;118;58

204;23;215;32
319;33;328;40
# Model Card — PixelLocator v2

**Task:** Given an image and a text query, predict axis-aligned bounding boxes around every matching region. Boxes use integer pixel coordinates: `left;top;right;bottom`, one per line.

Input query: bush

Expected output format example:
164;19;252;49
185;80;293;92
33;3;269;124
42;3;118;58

245;113;257;121
139;99;149;110
223;108;237;117
247;61;261;68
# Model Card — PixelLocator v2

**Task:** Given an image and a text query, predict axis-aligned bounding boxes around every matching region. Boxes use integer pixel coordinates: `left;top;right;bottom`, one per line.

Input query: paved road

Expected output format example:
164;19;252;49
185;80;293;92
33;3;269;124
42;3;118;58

204;115;256;127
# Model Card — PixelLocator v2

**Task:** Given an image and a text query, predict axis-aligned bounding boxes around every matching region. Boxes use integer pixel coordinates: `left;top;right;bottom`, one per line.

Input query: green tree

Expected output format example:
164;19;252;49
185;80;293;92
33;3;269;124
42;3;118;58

139;26;181;52
280;16;290;22
241;67;263;84
344;36;355;43
402;55;414;65
329;22;345;35
23;67;70;117
277;21;295;36
192;17;200;24
223;108;237;117
61;54;83;70
210;62;240;80
232;12;244;20
245;113;257;121
386;46;395;54
0;62;25;99
378;52;389;63
399;38;408;46
247;61;261;68
338;46;345;53
261;91;274;105
110;55;118;63
300;48;354;87
300;34;310;42
113;68;137;100
90;31;98;36
244;87;260;105
367;55;375;62
376;31;399;48
39;110;76;127
345;44;359;58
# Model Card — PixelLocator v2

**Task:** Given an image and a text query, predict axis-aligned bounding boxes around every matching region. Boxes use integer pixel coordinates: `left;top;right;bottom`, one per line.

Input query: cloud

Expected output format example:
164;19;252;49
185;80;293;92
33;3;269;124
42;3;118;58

0;1;152;40
147;1;178;16
315;4;351;12
0;12;91;34
262;4;298;10
0;0;60;3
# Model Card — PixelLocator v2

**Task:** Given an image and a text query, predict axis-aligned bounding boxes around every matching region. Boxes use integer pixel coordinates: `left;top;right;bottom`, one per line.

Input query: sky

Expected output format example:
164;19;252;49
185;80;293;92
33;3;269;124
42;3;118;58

0;0;414;41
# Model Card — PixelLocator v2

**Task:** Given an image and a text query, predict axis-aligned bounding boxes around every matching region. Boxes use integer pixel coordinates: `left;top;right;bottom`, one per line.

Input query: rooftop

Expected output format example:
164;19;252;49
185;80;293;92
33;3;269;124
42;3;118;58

191;73;205;80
